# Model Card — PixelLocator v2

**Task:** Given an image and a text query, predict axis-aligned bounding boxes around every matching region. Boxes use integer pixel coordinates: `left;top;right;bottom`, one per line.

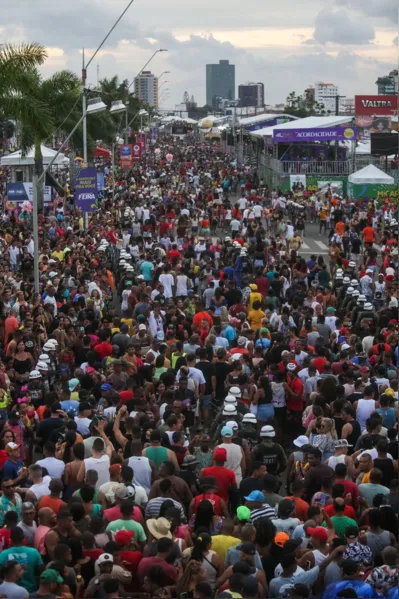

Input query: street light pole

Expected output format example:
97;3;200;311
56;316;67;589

158;71;170;82
82;0;135;164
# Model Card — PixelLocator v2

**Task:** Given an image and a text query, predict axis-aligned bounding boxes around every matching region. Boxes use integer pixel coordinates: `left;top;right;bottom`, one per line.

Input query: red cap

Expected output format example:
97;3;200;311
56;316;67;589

389;319;398;325
115;530;135;546
339;327;349;336
360;366;370;373
214;448;227;462
307;527;328;542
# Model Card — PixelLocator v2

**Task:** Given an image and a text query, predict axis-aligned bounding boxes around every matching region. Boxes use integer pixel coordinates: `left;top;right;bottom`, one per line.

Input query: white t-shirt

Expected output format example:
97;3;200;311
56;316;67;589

253;204;262;217
159;273;174;299
30;476;51;500
218;442;243;484
36;457;65;479
272;517;301;538
75;416;92;436
176;274;189;296
84;455;110;488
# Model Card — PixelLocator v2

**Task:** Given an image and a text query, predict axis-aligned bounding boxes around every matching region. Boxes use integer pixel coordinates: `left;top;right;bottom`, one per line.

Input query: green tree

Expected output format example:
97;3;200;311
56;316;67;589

284;90;326;118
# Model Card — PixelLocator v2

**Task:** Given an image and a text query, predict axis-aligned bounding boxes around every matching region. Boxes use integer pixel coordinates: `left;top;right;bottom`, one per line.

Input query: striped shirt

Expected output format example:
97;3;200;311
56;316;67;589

250;504;276;523
145;497;185;521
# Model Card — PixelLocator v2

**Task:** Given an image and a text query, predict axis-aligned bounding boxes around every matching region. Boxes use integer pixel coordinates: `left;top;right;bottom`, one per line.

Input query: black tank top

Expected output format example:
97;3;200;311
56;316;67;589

333;416;345;439
346;419;361;452
373;458;395;488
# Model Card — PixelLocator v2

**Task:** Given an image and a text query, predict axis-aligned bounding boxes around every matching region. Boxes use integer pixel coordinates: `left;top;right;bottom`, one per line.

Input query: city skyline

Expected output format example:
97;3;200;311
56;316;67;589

1;0;396;108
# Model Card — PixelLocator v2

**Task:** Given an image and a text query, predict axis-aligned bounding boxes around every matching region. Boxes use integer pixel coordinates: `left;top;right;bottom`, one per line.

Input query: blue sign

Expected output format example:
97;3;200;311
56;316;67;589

74;167;97;213
97;172;105;192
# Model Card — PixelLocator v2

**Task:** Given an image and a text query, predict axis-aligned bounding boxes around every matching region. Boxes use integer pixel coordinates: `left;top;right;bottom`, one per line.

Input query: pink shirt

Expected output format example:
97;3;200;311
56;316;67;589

104;505;142;523
34;524;50;555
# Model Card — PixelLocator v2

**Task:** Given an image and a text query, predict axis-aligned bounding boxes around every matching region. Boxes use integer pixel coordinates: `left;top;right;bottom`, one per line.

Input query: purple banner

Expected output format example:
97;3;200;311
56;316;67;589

273;126;358;143
74;167;97;213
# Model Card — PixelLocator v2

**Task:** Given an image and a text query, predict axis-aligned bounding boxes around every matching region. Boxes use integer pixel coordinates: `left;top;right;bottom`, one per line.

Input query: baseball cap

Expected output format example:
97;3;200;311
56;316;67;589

225;421;238;431
138;324;147;331
237;542;256;556
97;553;114;566
293;435;309;448
237;337;247;347
68;378;80;392
115;530;135;545
214;447;227;462
182;454;198;467
6;442;21;453
115;486;134;500
286;362;297;372
274;532;290;547
221;426;233;437
326;307;336;313
361;366;370;373
341;343;350;350
345;525;359;539
236;506;251;521
335;439;352;448
244;490;265;502
101;383;112;391
260;425;275;437
40;569;63;583
307;527;328;542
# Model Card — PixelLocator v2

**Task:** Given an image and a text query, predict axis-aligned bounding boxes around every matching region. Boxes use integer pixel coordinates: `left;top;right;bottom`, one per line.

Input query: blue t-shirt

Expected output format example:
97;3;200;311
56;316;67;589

61;399;80;414
0;546;43;592
140;261;154;281
322;580;379;598
223;267;235;281
2;458;24;481
375;407;396;429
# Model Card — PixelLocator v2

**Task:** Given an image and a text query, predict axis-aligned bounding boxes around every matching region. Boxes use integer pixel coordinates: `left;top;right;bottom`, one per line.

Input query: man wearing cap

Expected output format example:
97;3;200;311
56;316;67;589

251;425;287;476
297;526;330;569
2;442;28;488
216;426;245;484
244;490;276;523
202;446;237;505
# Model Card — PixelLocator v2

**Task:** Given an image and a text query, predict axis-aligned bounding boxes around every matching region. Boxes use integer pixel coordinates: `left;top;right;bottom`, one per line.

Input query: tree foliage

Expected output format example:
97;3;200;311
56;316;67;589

284;91;327;118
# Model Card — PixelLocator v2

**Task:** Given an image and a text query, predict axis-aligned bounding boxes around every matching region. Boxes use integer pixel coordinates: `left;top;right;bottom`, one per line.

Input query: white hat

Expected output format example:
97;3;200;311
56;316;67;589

343;277;350;284
47;339;58;347
29;370;41;379
225;421;239;431
352;290;360;297
138;324;147;331
335;273;343;280
364;303;373;311
260;425;275;438
222;405;238;416
237;337;247;347
348;261;356;268
242;413;257;424
366;268;373;274
351;279;359;287
38;354;50;363
137;275;145;280
336;269;344;275
224;395;238;405
97;553;114;566
358;295;366;302
36;361;49;371
229;386;241;397
286;362;297;371
346;287;354;295
43;342;54;351
293;435;309;448
389;299;398;308
225;237;232;242
341;343;350;350
49;271;58;278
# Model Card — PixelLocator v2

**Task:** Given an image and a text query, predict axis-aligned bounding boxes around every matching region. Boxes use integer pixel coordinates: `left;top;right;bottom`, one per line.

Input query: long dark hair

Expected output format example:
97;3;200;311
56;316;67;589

190;531;212;562
259;376;272;404
194;500;214;533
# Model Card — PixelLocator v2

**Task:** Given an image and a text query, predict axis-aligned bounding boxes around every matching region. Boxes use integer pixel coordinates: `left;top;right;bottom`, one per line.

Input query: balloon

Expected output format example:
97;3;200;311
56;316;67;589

166;153;173;162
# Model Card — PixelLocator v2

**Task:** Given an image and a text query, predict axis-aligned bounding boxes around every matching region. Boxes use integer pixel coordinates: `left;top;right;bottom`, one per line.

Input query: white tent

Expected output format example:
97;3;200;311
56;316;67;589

348;164;394;185
0;144;69;167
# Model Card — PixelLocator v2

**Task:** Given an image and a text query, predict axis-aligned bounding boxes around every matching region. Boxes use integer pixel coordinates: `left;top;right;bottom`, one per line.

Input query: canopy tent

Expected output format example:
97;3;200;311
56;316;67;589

238;113;297;127
249;115;353;139
0;144;69;166
95;146;111;158
348;164;394;184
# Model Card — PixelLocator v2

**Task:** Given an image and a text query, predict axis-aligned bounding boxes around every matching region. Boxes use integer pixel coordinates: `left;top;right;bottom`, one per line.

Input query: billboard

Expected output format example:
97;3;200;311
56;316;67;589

370;133;398;156
120;144;133;169
74;167;97;213
136;134;146;153
273;127;357;143
355;116;392;140
6;182;52;205
132;143;141;162
355;95;397;116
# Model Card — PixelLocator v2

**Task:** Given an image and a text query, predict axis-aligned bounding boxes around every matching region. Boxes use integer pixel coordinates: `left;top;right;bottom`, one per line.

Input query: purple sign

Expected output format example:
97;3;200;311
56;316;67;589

74;167;97;213
273;126;357;143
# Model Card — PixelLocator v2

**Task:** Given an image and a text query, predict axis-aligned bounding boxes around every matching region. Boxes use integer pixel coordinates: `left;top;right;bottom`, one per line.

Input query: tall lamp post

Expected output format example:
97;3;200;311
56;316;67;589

158;70;170;82
32;98;107;293
109;100;128;199
82;0;135;165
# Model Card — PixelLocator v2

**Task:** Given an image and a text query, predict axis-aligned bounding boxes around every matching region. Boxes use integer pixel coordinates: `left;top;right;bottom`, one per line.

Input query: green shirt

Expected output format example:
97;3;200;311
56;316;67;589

0;546;43;592
144;446;169;468
329;515;357;541
106;518;146;543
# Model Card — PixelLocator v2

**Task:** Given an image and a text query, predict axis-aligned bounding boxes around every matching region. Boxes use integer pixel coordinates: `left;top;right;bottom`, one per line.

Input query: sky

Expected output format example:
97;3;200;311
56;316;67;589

1;0;397;109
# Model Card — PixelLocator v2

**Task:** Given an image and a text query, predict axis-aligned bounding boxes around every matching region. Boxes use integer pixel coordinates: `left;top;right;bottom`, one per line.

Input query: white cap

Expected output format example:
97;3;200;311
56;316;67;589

222;405;238;416
38;354;50;363
29;370;41;379
364;303;373;311
224;395;238;405
225;421;239;430
341;343;350;350
348;261;356;268
347;287;354;295
260;425;275;438
242;413;257;424
36;362;49;371
293;435;309;448
97;553;114;566
138;324;147;331
229;386;241;397
286;362;297;371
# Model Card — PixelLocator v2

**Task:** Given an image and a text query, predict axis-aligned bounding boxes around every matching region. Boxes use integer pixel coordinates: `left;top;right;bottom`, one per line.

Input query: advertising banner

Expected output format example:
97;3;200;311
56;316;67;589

74;167;97;213
120;144;133;169
96;172;105;192
136;134;146;153
246;117;293;131
132;143;141;162
289;175;307;191
280;175;347;195
355;116;392;140
351;183;397;201
355;95;397;116
6;182;52;204
273;127;357;143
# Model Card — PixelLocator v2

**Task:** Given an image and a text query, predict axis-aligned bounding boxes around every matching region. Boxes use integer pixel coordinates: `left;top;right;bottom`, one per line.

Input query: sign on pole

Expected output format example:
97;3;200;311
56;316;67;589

74;167;97;212
120;144;133;169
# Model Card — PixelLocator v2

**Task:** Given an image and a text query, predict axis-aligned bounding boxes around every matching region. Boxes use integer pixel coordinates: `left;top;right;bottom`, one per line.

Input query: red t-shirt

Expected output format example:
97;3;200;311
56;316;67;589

313;356;327;374
324;503;356;520
168;249;181;264
120;550;143;574
83;548;104;561
193;493;222;516
202;466;236;504
137;557;177;586
286;377;304;412
94;342;113;360
104;505;142;523
331;479;360;508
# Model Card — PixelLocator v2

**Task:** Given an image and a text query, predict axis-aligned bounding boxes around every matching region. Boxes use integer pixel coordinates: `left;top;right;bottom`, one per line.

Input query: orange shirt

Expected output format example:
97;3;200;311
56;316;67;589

37;494;65;515
335;221;345;237
285;495;309;522
362;226;375;243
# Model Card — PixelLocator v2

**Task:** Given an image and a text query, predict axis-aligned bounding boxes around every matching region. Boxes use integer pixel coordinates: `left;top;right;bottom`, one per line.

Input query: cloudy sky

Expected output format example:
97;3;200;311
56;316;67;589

2;0;397;108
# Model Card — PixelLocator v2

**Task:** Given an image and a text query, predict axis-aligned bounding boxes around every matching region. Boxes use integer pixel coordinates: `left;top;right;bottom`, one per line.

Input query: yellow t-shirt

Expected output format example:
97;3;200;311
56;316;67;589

211;535;240;561
248;309;266;331
248;292;263;311
52;250;65;262
121;318;134;336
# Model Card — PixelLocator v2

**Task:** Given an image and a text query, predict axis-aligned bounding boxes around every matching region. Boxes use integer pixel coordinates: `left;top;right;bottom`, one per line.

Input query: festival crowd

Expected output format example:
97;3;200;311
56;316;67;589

0;135;397;599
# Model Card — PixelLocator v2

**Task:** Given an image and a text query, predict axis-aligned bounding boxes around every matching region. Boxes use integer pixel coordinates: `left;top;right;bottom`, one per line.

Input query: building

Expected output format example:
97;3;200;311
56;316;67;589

376;70;398;95
238;82;264;108
134;71;158;108
206;60;235;109
314;81;339;114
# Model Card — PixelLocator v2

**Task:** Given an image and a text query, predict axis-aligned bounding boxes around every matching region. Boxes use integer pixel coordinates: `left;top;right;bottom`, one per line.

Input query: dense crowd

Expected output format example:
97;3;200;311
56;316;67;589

0;134;397;599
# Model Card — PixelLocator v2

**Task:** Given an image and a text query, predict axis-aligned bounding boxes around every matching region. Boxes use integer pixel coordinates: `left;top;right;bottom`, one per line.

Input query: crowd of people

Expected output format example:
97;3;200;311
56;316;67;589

0;133;397;599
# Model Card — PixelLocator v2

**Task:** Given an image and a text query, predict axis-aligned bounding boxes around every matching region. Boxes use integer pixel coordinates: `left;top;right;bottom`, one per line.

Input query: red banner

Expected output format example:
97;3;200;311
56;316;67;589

355;95;397;116
136;134;146;154
120;144;132;169
132;143;141;162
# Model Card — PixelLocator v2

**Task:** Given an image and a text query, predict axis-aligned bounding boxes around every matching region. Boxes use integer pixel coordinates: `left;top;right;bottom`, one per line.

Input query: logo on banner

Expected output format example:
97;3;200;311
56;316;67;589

120;144;133;169
132;144;141;162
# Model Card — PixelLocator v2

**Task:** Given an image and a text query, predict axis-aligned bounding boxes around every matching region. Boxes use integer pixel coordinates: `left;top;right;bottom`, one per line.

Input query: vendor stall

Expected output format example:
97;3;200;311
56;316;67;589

348;164;396;201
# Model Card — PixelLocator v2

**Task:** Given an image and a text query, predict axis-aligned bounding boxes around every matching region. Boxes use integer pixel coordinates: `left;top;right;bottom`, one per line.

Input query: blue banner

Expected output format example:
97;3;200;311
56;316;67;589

74;167;97;213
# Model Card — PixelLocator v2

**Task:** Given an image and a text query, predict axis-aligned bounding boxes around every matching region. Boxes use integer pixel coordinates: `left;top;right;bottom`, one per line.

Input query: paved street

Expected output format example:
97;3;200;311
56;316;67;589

299;222;330;255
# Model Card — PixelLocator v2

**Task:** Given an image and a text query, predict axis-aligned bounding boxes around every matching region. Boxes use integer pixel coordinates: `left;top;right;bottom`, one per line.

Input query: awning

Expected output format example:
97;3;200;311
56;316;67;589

95;146;111;158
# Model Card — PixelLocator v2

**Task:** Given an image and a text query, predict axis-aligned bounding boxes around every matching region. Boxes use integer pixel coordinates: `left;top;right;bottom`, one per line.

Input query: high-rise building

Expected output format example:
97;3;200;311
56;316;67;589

238;82;264;107
206;60;235;109
314;81;339;114
376;70;398;95
134;71;158;108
